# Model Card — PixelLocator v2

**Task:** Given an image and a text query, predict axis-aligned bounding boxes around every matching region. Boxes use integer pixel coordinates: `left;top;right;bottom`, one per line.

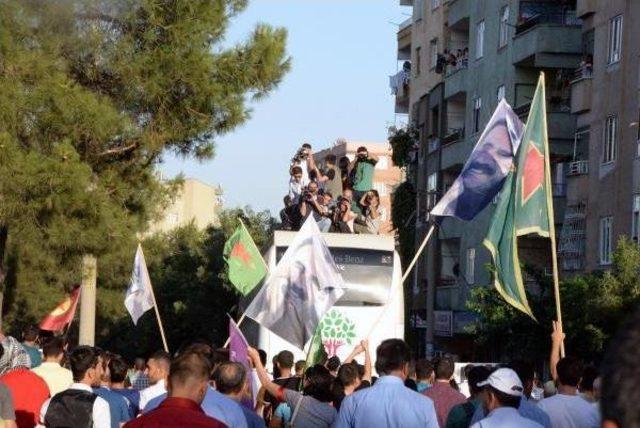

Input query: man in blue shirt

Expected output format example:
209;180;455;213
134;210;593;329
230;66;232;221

213;362;265;428
108;355;140;417
335;339;439;428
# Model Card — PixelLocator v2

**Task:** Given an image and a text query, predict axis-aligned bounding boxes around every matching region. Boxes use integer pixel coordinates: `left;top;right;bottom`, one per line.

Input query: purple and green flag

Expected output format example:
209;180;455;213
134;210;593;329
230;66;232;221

223;220;267;295
483;73;554;318
229;317;254;409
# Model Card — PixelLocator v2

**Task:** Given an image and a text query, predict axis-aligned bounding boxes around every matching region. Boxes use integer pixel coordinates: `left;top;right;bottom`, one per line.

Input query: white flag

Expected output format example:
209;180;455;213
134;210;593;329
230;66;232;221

245;216;346;349
124;244;155;325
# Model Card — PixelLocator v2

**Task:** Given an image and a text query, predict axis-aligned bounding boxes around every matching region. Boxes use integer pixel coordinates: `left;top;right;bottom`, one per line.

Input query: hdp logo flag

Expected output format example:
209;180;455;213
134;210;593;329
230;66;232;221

223;221;267;295
483;73;553;318
430;99;524;221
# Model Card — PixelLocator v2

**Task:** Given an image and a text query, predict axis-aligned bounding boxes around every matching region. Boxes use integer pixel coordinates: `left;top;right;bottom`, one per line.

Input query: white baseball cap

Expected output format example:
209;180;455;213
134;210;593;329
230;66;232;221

478;368;524;397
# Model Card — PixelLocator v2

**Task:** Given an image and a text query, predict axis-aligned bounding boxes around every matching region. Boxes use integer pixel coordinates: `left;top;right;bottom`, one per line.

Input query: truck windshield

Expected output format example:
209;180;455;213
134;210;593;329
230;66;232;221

275;246;394;306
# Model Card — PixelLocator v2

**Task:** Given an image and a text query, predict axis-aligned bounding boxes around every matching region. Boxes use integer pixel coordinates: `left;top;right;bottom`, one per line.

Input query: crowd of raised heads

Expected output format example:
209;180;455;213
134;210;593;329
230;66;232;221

0;312;639;427
281;143;386;235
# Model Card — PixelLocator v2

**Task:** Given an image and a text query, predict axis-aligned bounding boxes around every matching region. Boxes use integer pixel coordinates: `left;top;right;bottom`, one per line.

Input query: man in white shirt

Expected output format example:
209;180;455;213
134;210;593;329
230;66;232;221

39;346;110;428
138;350;170;411
31;337;73;396
537;324;599;428
472;368;543;428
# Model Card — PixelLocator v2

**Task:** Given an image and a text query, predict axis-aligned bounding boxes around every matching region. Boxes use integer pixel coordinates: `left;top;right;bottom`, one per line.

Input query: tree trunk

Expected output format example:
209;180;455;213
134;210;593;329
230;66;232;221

78;254;97;346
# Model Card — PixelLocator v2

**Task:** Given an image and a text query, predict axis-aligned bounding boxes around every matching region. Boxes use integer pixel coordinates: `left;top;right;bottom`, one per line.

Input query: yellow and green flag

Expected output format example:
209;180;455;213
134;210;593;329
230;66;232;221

223;221;267;295
483;73;554;319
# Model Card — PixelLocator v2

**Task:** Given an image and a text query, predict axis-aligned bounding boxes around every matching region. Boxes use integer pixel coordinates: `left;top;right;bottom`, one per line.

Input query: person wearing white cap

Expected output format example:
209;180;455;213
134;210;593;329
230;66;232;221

470;368;543;428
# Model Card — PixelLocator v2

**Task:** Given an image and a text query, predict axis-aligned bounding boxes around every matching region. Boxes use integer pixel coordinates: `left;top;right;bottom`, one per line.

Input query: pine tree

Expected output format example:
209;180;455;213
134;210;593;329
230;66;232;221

0;0;290;328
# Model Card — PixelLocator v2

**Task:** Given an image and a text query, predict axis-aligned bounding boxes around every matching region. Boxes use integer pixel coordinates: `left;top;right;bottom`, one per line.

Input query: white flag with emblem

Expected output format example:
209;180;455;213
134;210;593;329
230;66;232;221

124;244;155;325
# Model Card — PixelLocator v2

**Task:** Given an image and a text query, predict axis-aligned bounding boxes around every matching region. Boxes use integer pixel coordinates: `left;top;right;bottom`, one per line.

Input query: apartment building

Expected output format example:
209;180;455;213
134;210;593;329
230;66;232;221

559;1;640;273
313;140;403;235
393;0;584;358
150;178;224;233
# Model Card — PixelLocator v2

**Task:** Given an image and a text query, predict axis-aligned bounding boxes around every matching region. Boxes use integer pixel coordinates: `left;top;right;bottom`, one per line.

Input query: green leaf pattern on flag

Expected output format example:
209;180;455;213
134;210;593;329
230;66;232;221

317;309;356;357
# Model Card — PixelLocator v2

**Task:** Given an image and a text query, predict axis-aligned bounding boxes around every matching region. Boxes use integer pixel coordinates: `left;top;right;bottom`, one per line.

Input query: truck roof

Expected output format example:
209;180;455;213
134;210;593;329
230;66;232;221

273;231;396;252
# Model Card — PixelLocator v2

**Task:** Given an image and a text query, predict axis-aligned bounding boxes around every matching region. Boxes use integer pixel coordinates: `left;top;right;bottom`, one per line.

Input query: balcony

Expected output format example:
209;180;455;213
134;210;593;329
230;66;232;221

576;0;597;18
390;70;411;114
447;0;470;31
442;128;464;145
512;13;582;69
397;18;412;60
567;160;589;176
444;65;468;100
440;138;467;172
514;98;576;143
400;0;413;5
570;68;593;114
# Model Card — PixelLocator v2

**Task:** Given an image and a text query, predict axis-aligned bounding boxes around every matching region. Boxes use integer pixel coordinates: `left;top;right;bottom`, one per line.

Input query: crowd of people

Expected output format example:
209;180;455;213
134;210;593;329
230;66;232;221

281;144;385;235
0;314;638;427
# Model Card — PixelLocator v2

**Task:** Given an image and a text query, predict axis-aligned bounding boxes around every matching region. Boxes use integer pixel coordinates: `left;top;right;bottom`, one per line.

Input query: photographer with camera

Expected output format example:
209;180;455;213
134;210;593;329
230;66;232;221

330;189;357;233
354;190;385;234
310;154;342;197
338;156;352;191
290;143;312;187
299;181;332;232
350;146;378;203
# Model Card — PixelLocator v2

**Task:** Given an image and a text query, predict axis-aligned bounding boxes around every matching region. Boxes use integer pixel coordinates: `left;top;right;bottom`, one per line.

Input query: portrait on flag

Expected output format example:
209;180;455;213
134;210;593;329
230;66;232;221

245;217;346;349
430;99;524;221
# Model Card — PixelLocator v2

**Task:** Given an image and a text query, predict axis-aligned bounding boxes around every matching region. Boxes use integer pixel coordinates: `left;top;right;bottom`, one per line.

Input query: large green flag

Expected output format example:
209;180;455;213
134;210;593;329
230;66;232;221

223;221;267;295
483;73;554;318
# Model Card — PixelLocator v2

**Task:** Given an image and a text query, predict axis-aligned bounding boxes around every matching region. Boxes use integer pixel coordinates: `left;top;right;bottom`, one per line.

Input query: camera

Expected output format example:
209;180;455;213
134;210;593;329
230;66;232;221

357;152;368;160
291;147;308;164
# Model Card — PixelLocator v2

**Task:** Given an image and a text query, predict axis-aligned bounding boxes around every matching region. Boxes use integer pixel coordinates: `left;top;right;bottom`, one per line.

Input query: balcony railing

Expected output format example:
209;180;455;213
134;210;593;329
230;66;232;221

442;128;465;145
572;64;593;82
515;11;580;35
567;160;589;176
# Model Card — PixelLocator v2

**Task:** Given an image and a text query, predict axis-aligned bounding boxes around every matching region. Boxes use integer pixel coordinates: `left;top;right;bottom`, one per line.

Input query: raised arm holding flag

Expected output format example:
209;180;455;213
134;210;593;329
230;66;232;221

483;73;565;355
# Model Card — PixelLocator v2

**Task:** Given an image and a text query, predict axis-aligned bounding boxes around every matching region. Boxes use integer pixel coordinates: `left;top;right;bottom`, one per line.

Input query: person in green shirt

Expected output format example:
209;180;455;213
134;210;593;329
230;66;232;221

21;325;41;368
446;365;491;428
350;147;378;194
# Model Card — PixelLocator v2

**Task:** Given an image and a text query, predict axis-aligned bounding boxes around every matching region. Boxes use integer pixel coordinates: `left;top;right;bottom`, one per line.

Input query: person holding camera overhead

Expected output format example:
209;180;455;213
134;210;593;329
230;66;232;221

350;146;378;206
290;143;312;187
354;190;384;234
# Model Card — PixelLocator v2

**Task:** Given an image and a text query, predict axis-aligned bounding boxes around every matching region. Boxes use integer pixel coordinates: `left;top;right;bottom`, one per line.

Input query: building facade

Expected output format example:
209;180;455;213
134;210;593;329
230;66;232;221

560;1;640;273
393;0;599;359
150;178;224;233
313;140;403;235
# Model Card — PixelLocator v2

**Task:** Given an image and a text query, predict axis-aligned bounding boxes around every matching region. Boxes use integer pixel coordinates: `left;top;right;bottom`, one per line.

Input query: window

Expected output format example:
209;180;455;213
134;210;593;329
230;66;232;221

429;39;438;70
414;0;424;21
427;173;438;192
497;85;506;101
608;15;623;64
499;6;510;48
431;0;440;10
473;98;482;133
415;47;422;76
375;156;389;170
465;248;475;284
603;115;617;163
372;182;388;196
476;20;485;59
600;217;613;265
633;195;640;244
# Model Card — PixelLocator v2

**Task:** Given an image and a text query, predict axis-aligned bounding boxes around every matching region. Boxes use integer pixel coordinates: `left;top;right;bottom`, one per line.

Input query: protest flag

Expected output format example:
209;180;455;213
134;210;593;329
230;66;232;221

40;285;81;332
228;316;254;409
483;73;561;325
125;244;169;352
223;219;268;295
244;216;346;350
430;99;524;221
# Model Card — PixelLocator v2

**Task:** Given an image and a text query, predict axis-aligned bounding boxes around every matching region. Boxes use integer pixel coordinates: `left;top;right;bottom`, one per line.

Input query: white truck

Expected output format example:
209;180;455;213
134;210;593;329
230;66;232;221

241;231;404;365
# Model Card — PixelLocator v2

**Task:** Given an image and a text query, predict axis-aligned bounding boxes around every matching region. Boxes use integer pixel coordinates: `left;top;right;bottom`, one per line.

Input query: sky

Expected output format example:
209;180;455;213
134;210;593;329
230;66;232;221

160;0;408;214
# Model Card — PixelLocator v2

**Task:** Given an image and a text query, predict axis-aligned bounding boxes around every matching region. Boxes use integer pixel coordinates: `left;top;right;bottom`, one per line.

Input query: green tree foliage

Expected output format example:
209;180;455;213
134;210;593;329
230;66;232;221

98;207;275;359
0;0;289;329
388;126;419;168
467;237;640;363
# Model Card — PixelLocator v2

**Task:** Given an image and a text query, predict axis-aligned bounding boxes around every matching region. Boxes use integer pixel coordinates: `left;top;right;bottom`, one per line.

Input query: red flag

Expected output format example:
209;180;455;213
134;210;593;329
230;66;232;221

39;286;81;331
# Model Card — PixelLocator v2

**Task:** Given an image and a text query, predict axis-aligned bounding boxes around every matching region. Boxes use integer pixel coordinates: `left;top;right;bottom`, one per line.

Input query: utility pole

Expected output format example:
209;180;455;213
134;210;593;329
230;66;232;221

78;254;97;346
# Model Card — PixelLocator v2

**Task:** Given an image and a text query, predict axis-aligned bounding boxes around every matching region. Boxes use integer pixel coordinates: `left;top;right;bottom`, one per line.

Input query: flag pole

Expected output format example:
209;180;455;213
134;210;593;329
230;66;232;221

139;244;169;354
366;224;436;339
537;72;565;358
